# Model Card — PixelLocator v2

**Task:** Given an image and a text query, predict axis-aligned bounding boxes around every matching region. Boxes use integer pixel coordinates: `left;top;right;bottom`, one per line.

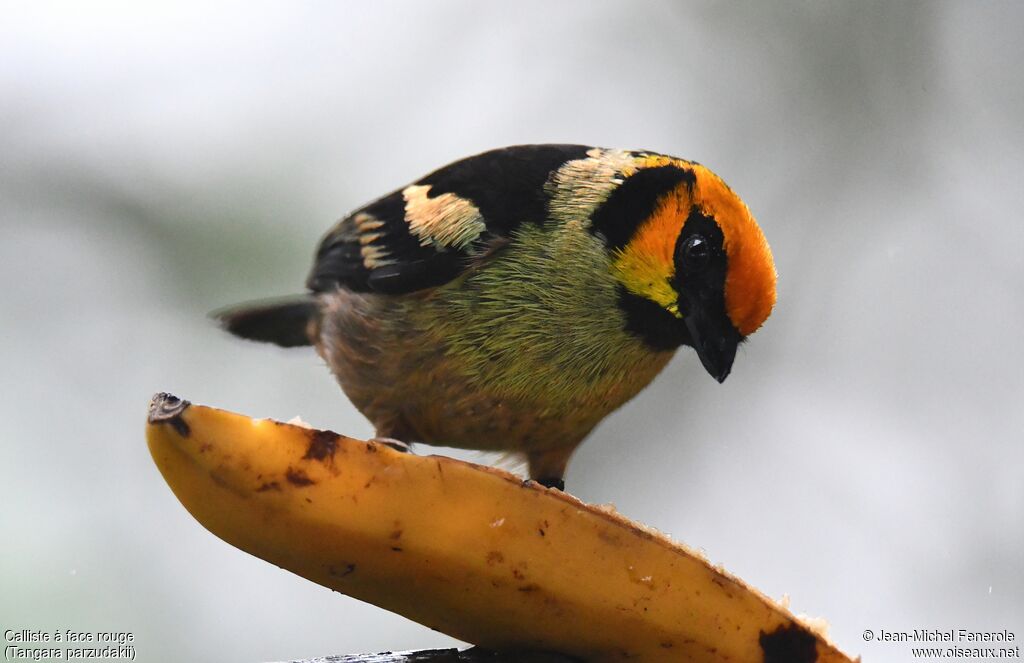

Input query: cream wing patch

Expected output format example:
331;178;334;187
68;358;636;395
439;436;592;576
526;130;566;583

545;148;699;231
402;184;485;250
544;148;636;226
353;212;394;269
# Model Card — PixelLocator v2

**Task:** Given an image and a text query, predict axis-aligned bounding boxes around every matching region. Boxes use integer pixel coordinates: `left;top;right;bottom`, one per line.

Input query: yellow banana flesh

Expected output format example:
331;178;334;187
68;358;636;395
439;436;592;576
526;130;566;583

146;393;855;663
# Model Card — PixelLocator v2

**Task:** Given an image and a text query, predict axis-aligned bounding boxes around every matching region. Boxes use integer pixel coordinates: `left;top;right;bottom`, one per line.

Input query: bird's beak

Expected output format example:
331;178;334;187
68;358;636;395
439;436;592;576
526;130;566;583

682;299;740;383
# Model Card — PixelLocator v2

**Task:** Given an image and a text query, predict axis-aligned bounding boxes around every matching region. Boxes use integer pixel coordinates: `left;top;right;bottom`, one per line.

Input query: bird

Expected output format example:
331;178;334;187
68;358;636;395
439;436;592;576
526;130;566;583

217;144;777;491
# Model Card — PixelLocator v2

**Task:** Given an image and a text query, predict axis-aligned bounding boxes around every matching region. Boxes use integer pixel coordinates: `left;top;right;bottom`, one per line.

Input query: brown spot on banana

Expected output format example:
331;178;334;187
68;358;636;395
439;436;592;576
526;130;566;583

760;624;819;663
329;563;356;578
304;429;341;462
285;468;316;487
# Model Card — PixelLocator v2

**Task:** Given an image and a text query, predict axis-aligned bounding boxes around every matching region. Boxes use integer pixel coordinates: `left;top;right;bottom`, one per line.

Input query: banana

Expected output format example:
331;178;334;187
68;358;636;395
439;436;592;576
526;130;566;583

146;393;855;663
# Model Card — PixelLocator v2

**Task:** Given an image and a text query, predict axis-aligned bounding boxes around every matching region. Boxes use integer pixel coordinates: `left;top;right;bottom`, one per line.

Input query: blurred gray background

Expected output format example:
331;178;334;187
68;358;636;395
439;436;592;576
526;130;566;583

2;2;1021;661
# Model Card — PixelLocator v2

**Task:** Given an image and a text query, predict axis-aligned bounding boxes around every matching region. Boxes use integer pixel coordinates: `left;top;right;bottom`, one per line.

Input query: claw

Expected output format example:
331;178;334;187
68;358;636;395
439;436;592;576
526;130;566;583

370;437;413;453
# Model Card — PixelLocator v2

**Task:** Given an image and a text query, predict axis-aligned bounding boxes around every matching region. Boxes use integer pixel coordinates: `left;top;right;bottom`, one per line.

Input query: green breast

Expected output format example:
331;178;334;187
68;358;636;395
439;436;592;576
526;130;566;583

412;223;675;409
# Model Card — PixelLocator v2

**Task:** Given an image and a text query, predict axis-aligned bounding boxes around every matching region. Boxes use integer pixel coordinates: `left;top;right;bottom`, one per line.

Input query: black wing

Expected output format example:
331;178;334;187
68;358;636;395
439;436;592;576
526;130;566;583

307;144;591;295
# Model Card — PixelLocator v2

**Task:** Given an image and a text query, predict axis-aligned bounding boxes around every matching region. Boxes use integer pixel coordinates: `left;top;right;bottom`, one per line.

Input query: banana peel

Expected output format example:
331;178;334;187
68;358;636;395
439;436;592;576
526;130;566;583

146;393;856;663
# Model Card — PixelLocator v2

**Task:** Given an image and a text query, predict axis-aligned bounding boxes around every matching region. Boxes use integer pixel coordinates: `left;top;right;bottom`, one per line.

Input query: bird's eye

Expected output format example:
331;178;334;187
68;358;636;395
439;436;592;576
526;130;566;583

681;234;711;273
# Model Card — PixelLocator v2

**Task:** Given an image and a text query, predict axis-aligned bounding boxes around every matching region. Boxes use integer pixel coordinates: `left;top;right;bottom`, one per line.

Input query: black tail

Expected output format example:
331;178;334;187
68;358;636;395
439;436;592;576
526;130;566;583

213;296;317;348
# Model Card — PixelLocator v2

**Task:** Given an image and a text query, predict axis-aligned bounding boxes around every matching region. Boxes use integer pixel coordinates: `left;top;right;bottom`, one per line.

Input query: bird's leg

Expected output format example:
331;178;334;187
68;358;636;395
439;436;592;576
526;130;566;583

527;447;573;492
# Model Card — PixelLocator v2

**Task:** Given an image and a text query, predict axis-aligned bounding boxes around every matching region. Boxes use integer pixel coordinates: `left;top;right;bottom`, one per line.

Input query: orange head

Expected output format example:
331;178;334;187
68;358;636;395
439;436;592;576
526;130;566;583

608;156;777;381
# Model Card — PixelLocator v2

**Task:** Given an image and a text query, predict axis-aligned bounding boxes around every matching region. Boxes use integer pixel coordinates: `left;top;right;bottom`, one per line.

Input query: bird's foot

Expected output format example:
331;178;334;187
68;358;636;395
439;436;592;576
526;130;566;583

527;448;572;492
370;437;413;453
536;477;565;492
